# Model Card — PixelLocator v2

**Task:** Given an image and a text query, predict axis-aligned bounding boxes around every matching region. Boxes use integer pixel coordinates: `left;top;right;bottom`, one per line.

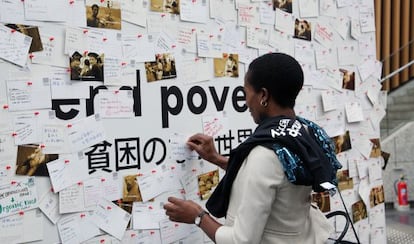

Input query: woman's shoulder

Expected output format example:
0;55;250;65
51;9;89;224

245;145;285;174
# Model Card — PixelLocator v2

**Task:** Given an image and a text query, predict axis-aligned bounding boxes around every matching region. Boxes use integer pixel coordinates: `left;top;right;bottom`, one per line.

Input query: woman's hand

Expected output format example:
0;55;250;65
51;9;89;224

187;133;228;169
163;197;202;224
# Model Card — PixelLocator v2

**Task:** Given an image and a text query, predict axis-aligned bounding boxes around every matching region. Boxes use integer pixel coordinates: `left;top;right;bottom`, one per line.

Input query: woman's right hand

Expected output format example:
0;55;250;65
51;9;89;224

187;133;228;169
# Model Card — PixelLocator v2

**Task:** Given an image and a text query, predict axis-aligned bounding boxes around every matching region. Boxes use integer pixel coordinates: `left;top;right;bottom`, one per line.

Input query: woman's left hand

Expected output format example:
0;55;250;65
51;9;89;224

163;197;202;224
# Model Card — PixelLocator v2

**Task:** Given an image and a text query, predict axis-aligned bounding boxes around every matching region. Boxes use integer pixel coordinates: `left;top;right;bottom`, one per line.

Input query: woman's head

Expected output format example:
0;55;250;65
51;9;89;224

244;53;304;123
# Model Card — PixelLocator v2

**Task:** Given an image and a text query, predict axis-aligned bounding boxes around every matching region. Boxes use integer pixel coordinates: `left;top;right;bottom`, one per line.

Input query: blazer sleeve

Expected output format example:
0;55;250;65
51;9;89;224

215;146;286;244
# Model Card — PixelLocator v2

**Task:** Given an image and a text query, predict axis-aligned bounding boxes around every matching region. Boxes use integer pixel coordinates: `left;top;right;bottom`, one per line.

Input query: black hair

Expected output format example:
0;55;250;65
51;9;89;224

87;52;99;58
91;4;99;10
71;51;82;60
246;52;303;109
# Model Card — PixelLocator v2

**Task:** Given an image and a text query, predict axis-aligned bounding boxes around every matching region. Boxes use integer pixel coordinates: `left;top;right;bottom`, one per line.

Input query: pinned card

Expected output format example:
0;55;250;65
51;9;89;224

345;102;364;123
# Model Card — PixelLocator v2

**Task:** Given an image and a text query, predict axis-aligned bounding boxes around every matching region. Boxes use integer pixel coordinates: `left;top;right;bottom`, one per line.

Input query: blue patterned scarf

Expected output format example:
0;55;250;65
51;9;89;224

206;116;342;218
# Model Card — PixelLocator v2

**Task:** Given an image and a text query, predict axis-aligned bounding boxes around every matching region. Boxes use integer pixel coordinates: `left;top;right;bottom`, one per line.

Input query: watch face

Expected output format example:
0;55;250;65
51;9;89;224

195;216;201;226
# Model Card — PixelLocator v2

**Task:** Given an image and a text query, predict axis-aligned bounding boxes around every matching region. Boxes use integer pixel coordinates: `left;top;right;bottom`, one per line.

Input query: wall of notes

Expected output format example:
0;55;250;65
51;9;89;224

0;0;387;243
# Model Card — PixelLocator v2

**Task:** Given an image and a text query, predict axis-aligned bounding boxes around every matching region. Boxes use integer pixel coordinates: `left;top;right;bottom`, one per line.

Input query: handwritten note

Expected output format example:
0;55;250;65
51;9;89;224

345;102;364;123
137;164;181;202
0;25;32;67
0;209;43;243
180;0;209;24
202;112;229;137
168;133;199;162
122;34;156;62
91;199;131;240
47;153;89;193
197;33;223;58
132;201;166;229
159;218;194;244
6;78;52;111
0;177;38;218
246;26;270;49
121;0;147;27
38;189;61;224
57;212;100;244
95;90;135;118
67;115;106;152
59;184;86;214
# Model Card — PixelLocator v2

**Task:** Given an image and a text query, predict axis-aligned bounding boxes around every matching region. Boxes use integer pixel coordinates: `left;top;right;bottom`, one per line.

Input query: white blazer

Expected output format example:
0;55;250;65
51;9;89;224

215;146;333;244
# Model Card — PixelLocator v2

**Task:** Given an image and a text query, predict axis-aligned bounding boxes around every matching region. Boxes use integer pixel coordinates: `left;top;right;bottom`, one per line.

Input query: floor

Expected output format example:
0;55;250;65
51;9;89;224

386;204;414;244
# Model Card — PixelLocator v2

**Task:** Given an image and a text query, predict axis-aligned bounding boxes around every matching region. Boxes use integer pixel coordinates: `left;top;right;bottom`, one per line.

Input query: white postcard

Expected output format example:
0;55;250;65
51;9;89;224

121;0;147;27
132;201;166;229
0;209;43;243
0;24;32;67
59;183;86;214
91;198;131;240
66;114;106;152
0;177;38;218
6;77;52;112
57;212;100;244
38;189;61;224
47;153;89;193
180;0;209;24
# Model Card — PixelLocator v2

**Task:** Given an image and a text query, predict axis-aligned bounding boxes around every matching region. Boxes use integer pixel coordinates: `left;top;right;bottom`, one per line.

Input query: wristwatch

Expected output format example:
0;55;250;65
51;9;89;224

194;210;209;226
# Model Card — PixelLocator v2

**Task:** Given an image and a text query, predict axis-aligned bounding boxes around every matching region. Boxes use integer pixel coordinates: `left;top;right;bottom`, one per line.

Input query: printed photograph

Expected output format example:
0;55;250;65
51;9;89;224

198;169;219;200
272;0;292;13
5;24;43;53
150;0;180;15
294;18;312;41
86;0;122;30
381;151;390;170
70;51;104;82
122;174;143;202
144;53;177;82
336;169;354;191
332;131;352;154
352;200;368;223
370;138;381;158
15;144;58;177
340;68;355;90
370;185;385;208
311;191;331;213
214;53;239;78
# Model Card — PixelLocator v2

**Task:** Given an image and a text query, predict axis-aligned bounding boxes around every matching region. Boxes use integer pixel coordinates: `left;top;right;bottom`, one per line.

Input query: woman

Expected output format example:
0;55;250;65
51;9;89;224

164;53;341;243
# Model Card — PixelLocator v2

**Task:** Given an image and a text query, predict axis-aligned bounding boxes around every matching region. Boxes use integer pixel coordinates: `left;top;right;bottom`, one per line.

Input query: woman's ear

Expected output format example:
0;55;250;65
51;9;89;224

261;87;270;102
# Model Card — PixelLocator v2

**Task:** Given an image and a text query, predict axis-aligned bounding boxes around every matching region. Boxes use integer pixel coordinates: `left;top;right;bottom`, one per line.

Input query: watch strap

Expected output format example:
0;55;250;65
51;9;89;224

195;210;209;226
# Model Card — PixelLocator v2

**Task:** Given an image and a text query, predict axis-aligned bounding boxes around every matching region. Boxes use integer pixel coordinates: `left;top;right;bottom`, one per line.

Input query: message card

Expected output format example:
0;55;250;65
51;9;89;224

0;177;38;218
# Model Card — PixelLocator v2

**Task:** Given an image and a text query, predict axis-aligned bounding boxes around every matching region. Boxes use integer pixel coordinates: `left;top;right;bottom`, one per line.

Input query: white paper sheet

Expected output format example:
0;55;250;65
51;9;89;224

0;25;32;67
0;177;38;218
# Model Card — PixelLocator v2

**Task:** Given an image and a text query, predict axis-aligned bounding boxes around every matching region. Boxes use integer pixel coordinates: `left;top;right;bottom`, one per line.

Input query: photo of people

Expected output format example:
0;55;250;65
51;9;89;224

370;138;381;158
332;131;352;154
311;191;331;213
70;51;104;82
272;0;292;13
198;169;219;200
352;200;368;223
294;18;312;41
15;144;58;177
86;0;122;30
5;24;43;53
340;68;355;90
150;0;180;15
214;53;239;78
337;169;354;191
122;175;143;202
370;185;385;208
144;53;177;82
